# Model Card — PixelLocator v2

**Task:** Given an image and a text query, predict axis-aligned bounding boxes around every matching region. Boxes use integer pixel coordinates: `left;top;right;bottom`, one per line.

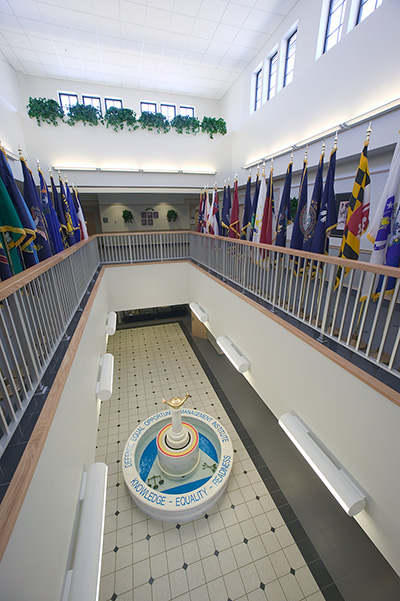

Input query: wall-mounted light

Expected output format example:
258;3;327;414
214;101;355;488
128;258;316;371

189;302;208;323
52;165;98;171
105;311;117;336
278;413;366;516
216;336;250;373
96;353;114;401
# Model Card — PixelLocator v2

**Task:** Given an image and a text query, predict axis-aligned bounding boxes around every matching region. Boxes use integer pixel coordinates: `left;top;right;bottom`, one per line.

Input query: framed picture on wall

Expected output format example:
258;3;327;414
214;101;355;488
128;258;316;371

141;219;147;226
141;212;146;219
148;219;153;226
331;193;350;237
153;212;158;219
147;211;153;218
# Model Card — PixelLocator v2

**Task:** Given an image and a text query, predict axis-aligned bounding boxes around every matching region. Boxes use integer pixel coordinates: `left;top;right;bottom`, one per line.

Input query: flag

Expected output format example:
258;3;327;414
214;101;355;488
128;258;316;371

50;173;68;247
275;160;293;247
65;179;82;243
336;139;370;286
221;182;231;235
0;147;38;268
241;173;252;239
302;151;324;252
38;168;64;254
20;156;52;261
252;171;266;243
249;172;260;241
259;164;275;245
197;189;205;233
204;189;211;233
0;176;25;277
290;159;308;250
72;185;89;240
209;187;221;236
59;176;78;246
229;179;240;238
363;133;400;299
311;146;337;255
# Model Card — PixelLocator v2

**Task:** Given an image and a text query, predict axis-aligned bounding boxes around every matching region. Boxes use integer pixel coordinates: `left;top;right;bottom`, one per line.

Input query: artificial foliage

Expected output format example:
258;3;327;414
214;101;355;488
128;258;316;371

27;97;64;127
170;115;201;135
166;209;178;222
122;209;134;223
138;111;170;133
27;97;227;139
290;197;299;221
66;103;100;126
102;107;139;132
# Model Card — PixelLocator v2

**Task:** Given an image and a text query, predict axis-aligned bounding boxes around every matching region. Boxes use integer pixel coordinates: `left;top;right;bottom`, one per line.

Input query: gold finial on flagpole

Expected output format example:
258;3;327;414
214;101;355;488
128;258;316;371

334;131;338;150
290;150;294;163
322;140;326;155
18;147;23;159
304;145;308;161
262;161;265;176
270;157;273;171
234;172;238;182
366;121;372;143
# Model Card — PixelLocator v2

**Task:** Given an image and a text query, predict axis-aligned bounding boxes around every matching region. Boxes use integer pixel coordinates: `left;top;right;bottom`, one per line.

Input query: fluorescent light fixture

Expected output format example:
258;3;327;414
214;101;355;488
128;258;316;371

292;125;339;149
100;167;140;172
53;165;98;171
142;168;180;174
278;413;366;516
2;146;18;161
189;302;208;323
216;336;250;373
105;311;117;336
181;169;217;175
342;97;400;128
96;353;114;401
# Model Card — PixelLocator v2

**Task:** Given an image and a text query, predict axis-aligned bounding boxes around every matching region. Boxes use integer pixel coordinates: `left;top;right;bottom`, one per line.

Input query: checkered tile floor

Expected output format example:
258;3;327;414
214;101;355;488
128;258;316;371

96;323;324;601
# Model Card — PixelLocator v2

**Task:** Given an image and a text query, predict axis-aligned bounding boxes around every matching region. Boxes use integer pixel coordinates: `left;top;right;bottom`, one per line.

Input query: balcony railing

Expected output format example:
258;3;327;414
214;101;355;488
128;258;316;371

0;231;399;459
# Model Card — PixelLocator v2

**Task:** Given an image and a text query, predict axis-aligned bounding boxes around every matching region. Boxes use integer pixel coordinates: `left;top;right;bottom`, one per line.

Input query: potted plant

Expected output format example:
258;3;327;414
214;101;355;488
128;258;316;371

66;103;100;126
166;209;178;222
122;209;134;223
27;96;64;126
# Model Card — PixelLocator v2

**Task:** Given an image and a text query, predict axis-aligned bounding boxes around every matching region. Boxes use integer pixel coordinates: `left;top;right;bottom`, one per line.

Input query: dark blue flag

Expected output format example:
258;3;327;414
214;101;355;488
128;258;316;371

65;179;81;243
302;151;324;252
275;161;293;247
0;147;38;268
20;157;52;261
38;168;64;254
290;159;308;250
59;177;78;246
50;173;68;248
249;172;260;241
221;182;231;236
241;173;252;240
311;147;337;255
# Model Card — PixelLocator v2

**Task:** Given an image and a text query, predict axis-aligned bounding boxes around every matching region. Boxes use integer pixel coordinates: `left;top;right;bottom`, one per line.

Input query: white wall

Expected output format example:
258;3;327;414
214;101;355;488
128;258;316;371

1;261;400;601
14;74;231;190
0;272;111;601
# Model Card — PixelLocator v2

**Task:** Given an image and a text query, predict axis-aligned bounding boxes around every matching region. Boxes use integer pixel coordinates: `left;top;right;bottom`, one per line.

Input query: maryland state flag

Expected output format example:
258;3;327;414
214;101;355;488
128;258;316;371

336;138;370;286
275;160;292;247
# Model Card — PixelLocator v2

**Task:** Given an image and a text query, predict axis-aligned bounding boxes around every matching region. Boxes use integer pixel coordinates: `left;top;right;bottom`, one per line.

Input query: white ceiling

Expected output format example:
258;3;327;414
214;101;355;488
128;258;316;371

0;0;295;99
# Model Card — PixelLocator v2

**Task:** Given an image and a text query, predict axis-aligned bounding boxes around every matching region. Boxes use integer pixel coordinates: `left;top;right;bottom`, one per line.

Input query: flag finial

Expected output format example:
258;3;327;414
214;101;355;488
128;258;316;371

322;140;326;154
290;150;293;162
304;146;308;160
334;131;338;150
366;122;372;143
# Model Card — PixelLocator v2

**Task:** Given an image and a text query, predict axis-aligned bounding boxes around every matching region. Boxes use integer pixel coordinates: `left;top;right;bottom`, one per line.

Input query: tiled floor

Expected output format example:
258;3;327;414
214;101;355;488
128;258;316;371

96;323;326;601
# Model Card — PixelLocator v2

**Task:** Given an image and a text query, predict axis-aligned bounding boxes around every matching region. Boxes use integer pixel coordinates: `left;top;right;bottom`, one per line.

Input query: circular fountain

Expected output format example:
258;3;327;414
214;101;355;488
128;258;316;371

122;394;233;522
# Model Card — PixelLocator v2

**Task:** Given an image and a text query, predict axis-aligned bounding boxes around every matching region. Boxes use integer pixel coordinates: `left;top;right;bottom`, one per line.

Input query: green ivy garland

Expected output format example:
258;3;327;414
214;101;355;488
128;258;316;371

66;103;100;127
102;107;139;132
166;209;178;222
26;97;227;138
27;97;64;127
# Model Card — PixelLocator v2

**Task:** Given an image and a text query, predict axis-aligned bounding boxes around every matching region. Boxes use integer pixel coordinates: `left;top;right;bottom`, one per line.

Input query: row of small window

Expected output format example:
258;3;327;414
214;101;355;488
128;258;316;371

58;93;195;119
253;0;383;113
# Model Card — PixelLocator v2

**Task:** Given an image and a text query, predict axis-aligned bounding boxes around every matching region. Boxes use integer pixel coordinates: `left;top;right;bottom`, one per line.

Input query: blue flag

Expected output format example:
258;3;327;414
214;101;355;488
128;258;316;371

249;173;260;241
221;183;231;236
241;173;252;240
20;157;52;261
38;168;64;254
65;180;81;243
50;173;68;248
0;147;38;268
290;160;308;250
311;147;337;255
275;161;292;247
302;152;324;252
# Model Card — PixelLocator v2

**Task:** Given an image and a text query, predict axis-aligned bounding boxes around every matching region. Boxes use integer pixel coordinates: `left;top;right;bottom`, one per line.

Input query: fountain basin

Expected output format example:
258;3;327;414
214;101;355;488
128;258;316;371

122;408;233;522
